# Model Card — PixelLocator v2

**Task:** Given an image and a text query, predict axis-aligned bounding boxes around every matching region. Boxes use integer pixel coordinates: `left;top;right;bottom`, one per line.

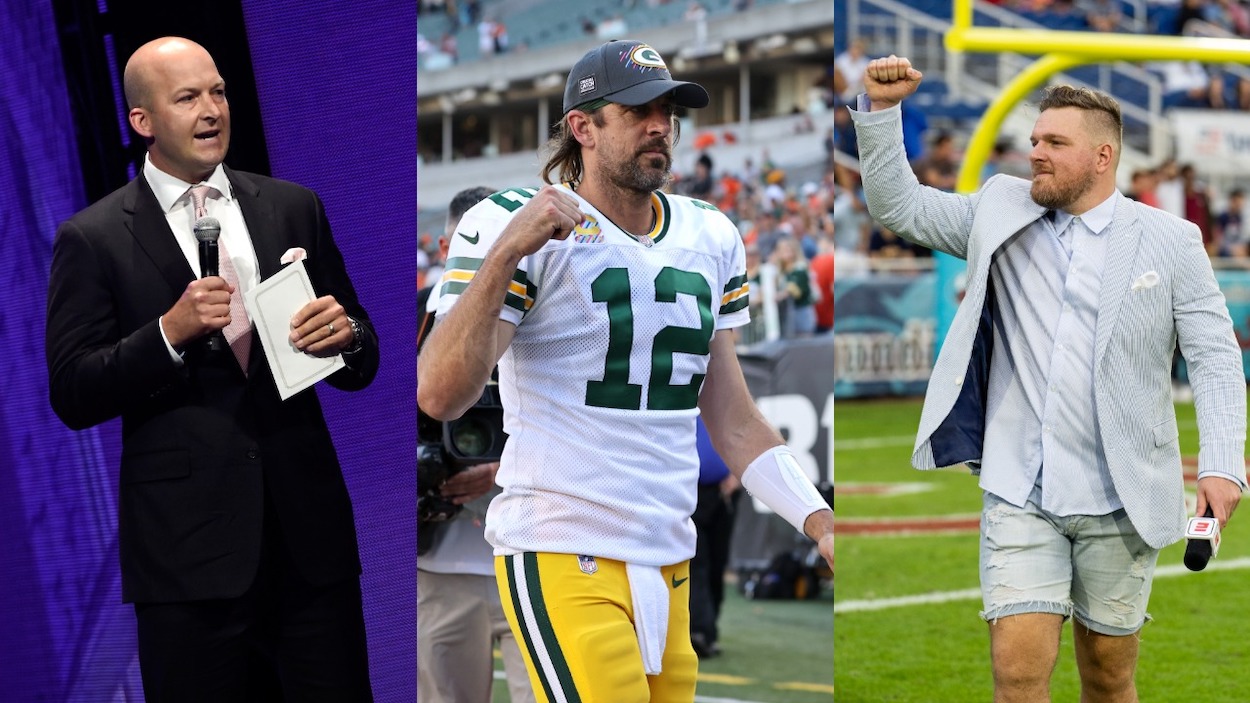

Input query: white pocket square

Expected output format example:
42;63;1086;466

1130;271;1159;291
280;247;307;265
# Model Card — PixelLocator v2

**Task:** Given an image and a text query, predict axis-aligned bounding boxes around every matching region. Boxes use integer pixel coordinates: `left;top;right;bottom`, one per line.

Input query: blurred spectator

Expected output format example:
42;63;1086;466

1127;168;1161;208
832;173;872;260
440;32;458;63
685;1;708;22
1175;0;1207;33
684;153;715;201
1082;0;1122;31
715;169;743;219
1217;188;1249;257
492;18;510;53
834;38;871;102
900;100;930;161
1218;0;1250;36
1155;160;1185;218
1181;164;1215;253
478;17;497;56
983;138;1030;180
810;239;835;334
1150;60;1218;107
771;238;816;337
833;101;859;158
689;417;741;659
913;130;959;191
869;224;916;260
763;169;788;212
748;209;785;260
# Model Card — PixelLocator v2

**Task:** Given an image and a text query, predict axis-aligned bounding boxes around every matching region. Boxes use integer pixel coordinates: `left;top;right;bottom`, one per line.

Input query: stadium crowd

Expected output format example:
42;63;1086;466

833;0;1250;274
418;149;837;342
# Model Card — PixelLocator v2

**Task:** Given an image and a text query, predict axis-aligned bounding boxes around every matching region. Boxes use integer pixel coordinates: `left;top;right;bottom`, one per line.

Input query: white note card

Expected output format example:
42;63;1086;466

243;259;344;400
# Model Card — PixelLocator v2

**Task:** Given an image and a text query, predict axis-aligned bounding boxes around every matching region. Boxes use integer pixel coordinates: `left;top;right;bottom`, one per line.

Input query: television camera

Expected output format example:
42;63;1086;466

417;382;506;554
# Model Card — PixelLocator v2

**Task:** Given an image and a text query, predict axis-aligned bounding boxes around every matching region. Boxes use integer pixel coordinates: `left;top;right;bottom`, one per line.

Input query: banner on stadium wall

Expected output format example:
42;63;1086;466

1172;109;1250;176
833;273;938;398
730;337;833;570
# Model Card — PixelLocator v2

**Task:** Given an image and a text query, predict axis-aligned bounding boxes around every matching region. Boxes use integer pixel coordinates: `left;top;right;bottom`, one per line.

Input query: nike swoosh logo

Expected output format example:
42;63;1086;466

672;574;689;588
458;231;480;245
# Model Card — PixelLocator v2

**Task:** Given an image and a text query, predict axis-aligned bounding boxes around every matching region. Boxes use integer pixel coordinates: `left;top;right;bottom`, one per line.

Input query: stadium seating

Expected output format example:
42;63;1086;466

421;0;796;66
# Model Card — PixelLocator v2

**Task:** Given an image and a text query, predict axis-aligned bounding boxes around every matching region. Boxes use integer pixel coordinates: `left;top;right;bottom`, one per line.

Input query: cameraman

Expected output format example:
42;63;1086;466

418;187;534;703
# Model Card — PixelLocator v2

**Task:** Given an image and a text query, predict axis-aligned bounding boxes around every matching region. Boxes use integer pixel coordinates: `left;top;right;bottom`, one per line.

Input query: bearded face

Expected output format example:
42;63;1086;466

589;100;676;195
1028;107;1105;212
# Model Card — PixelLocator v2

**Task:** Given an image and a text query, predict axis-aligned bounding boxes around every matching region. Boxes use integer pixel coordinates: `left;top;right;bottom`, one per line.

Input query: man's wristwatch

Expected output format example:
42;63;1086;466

343;317;364;354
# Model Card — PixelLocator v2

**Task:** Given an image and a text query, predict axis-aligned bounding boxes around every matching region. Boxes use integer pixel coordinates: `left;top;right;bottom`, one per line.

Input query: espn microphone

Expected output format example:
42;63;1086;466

192;217;226;352
1183;506;1221;572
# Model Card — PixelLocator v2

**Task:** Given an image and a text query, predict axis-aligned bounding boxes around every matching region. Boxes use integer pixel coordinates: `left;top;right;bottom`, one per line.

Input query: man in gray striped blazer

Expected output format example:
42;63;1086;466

852;55;1246;703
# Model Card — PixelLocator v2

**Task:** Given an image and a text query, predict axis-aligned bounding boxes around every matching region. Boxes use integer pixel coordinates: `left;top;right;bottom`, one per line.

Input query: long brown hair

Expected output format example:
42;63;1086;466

540;108;605;186
540;102;683;186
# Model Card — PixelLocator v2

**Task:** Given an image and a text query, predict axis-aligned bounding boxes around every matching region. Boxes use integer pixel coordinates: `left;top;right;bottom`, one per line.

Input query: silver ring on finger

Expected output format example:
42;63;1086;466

328;321;335;335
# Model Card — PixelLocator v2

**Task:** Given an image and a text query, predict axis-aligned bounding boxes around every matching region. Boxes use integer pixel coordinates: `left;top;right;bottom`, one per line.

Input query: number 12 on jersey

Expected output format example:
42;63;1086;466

586;267;713;412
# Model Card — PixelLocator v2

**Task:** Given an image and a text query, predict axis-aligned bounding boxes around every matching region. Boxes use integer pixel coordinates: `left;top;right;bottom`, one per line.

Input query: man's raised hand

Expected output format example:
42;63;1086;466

864;54;924;111
498;186;586;259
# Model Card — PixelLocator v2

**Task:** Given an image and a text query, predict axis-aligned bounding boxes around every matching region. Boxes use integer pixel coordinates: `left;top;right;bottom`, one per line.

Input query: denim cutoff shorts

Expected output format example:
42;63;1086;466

979;491;1160;636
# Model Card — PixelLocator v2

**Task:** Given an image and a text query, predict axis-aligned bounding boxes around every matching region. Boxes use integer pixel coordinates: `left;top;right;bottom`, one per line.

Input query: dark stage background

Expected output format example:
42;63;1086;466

1;1;416;700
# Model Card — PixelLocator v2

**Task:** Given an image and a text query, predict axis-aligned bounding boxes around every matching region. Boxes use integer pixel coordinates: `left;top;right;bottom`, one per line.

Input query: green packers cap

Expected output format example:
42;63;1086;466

563;40;710;115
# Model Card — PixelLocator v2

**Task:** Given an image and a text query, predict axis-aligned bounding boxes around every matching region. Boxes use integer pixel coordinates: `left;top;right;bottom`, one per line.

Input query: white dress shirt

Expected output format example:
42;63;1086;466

143;155;259;362
980;193;1120;516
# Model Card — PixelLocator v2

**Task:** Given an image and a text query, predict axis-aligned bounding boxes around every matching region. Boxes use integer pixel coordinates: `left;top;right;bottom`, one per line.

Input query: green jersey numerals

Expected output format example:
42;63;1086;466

586;267;713;411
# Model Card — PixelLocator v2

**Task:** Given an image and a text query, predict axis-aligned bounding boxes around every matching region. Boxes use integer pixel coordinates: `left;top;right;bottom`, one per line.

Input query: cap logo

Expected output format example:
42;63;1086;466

578;76;596;95
624;44;667;72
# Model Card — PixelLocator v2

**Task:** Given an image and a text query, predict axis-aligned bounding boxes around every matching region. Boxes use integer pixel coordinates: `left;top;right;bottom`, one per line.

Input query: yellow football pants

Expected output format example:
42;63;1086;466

495;553;698;703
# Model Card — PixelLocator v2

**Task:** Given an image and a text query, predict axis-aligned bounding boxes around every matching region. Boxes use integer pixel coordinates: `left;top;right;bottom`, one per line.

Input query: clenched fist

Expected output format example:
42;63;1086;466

497;185;586;259
864;54;924;111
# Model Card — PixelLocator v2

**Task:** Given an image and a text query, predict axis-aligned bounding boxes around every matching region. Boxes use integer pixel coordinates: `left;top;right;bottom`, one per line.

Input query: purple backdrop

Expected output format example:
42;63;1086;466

1;1;416;700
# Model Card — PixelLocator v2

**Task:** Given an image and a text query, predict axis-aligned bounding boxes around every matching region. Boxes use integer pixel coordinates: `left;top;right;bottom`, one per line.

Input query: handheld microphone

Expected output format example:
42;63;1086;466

1183;506;1221;572
192;217;226;352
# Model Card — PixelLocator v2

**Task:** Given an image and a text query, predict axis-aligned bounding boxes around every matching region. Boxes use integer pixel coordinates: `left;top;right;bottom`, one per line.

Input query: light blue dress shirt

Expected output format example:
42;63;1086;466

980;192;1122;516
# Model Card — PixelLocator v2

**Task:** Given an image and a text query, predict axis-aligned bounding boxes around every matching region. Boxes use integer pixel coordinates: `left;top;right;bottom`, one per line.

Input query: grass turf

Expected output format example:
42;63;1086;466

834;394;1250;702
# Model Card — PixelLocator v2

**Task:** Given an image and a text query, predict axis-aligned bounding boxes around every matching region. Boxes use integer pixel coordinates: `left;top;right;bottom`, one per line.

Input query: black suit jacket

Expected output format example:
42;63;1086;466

46;167;380;603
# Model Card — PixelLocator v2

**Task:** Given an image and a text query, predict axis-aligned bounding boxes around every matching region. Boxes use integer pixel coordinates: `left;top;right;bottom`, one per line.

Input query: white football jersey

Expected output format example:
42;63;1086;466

436;184;749;566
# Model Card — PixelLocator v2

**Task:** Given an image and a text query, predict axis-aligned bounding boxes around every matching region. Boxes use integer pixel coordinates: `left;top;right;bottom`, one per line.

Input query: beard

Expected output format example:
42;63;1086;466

1030;164;1097;210
599;142;672;194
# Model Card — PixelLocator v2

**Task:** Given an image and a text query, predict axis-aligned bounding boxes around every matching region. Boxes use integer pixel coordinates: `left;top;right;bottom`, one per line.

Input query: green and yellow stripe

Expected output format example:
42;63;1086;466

720;273;750;314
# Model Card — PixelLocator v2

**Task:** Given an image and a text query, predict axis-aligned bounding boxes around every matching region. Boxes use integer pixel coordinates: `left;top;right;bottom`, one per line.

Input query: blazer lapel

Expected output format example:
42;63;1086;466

227;168;285;281
976;183;1049;268
1094;194;1141;368
126;177;197;294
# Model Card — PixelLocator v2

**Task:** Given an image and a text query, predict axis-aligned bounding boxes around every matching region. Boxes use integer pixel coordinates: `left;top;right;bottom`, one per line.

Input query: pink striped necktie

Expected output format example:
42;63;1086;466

188;185;252;374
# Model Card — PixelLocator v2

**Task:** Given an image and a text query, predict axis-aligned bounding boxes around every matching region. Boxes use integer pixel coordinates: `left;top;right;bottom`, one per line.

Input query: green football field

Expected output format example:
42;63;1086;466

834;396;1250;702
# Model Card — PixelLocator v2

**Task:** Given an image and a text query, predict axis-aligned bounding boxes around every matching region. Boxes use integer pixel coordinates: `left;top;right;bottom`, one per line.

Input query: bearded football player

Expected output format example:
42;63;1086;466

418;40;834;702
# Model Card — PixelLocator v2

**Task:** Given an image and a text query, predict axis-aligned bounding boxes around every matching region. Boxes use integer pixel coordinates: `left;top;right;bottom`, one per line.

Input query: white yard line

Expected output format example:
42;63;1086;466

834;435;916;450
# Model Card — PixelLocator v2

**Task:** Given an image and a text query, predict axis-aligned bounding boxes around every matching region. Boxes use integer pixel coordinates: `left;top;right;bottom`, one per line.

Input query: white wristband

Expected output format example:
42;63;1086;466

740;445;830;535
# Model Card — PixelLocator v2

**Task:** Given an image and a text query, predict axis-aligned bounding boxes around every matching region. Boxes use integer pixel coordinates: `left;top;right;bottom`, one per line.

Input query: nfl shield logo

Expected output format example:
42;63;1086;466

577;555;598;575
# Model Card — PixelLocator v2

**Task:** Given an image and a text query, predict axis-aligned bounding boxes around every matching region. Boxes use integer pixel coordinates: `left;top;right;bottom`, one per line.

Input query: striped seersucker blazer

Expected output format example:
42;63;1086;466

851;103;1247;548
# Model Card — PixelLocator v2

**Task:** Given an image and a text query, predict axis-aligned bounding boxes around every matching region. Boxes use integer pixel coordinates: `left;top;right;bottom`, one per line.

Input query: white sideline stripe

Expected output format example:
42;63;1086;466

835;556;1250;613
836;435;916;450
